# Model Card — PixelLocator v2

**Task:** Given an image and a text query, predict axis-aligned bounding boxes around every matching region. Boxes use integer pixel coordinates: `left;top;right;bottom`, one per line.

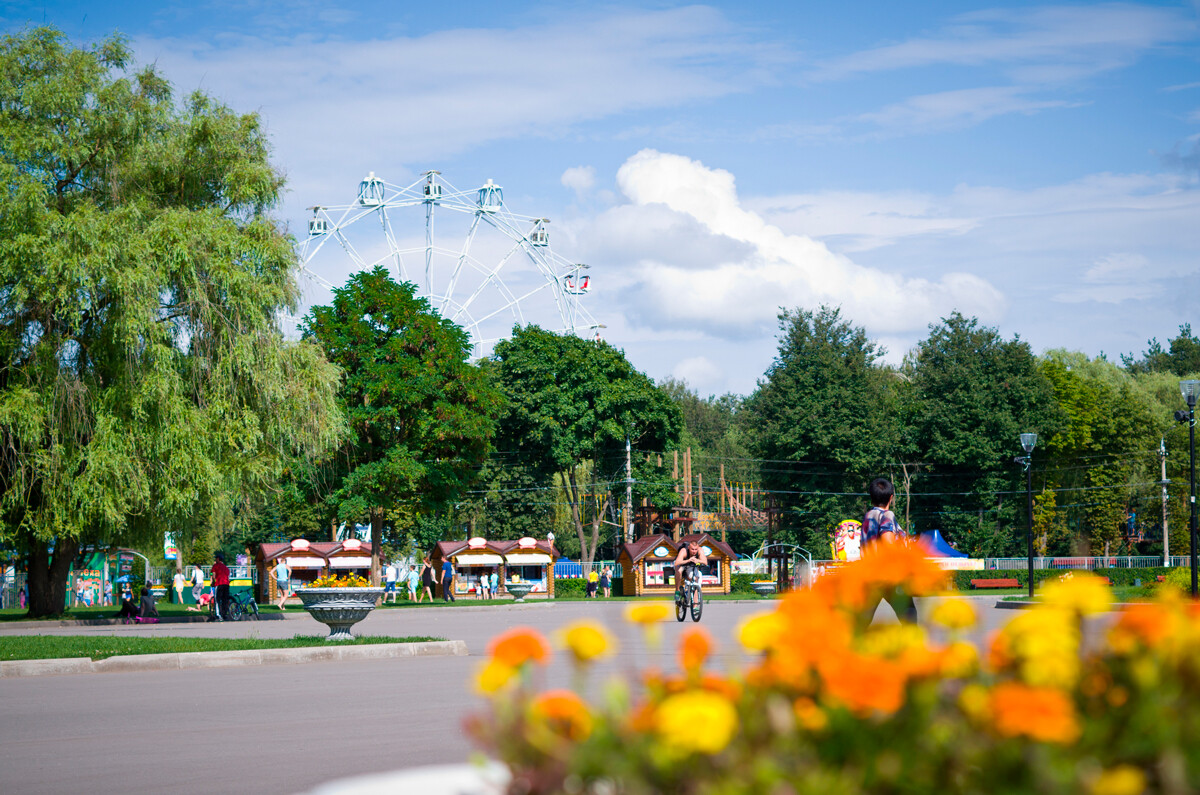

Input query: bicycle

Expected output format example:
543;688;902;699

210;589;260;621
675;566;703;623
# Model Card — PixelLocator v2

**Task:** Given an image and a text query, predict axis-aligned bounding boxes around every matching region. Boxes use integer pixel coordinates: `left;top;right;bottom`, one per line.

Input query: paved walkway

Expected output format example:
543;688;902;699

0;597;1105;795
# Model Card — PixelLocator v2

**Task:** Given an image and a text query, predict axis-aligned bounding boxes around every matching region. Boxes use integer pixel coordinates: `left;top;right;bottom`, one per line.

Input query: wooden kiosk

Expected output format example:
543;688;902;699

430;536;559;598
617;532;734;597
256;539;373;603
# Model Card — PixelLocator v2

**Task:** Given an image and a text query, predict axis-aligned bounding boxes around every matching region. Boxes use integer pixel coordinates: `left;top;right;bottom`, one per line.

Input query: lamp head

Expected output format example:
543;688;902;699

1019;432;1038;453
1180;379;1200;409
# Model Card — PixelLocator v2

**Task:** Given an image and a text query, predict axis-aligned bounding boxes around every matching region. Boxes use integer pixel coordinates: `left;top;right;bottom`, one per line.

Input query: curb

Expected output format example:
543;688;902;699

0;639;467;678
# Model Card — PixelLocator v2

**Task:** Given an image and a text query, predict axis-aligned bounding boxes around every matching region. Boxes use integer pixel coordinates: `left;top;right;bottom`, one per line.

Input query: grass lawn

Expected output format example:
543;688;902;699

0;634;445;662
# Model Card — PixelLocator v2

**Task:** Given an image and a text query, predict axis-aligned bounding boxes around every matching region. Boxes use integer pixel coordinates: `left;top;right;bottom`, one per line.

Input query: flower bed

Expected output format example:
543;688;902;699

470;544;1200;794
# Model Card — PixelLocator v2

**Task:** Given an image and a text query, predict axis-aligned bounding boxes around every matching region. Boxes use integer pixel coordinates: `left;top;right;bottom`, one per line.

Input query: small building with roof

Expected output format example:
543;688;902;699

617;532;734;597
429;536;559;599
255;539;373;602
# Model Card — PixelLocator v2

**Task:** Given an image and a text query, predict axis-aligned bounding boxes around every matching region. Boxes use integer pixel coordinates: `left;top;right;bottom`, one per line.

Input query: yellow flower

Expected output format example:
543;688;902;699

475;659;517;694
626;602;670;624
1041;574;1112;616
736;611;785;653
929;598;977;631
1090;765;1146;795
655;690;739;755
558;620;616;664
939;641;979;678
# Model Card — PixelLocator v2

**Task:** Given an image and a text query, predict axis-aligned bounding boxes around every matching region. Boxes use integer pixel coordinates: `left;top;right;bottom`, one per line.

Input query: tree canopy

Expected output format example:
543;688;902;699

303;266;501;581
492;326;681;564
0;28;344;616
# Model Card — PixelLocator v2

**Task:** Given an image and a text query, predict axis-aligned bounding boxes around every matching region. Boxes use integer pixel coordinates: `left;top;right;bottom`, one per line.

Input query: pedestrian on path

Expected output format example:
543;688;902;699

384;562;398;603
172;570;186;604
406;565;418;601
273;558;291;610
418;558;433;603
441;557;456;602
212;552;231;621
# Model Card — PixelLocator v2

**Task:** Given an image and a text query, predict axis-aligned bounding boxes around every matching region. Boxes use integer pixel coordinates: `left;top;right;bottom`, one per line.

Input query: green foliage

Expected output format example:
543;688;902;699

0;634;442;661
746;306;899;551
948;567;1171;590
303;267;501;574
554;578;588;598
1122;324;1200;376
0;28;344;616
730;572;757;594
907;313;1062;557
492;326;682;564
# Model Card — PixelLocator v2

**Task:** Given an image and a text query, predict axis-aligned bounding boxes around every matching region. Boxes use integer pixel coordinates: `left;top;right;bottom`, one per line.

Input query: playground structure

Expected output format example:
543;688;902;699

295;171;601;358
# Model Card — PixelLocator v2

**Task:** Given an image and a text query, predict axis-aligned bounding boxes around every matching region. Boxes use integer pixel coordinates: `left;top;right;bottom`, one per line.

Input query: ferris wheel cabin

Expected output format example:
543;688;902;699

307;206;329;236
423;171;442;202
477;179;503;212
359;172;385;206
530;219;549;246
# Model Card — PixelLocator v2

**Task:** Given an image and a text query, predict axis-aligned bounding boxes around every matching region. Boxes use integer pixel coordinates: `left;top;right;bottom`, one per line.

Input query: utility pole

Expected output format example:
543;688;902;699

1161;437;1170;567
624;436;633;546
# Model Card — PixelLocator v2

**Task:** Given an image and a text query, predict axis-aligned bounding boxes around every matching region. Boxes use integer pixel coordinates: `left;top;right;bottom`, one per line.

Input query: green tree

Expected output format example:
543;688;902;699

1122;324;1200;376
745;306;901;552
1039;351;1160;555
492;327;681;565
0;29;344;617
907;313;1061;556
302;266;501;582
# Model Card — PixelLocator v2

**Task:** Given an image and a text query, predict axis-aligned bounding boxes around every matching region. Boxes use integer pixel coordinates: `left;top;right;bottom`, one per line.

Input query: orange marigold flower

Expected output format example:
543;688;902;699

1108;603;1171;654
793;697;829;732
529;689;593;742
678;626;713;672
989;682;1080;744
818;651;908;717
488;627;551;667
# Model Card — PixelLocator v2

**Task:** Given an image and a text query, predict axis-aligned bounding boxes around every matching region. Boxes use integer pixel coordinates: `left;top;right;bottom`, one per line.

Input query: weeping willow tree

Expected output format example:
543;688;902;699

0;28;346;616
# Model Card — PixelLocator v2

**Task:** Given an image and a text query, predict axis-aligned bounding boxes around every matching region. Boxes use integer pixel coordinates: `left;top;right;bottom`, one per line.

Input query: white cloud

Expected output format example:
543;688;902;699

598;150;1003;341
561;166;596;196
813;4;1194;82
1055;253;1159;304
132;7;779;213
856;86;1079;135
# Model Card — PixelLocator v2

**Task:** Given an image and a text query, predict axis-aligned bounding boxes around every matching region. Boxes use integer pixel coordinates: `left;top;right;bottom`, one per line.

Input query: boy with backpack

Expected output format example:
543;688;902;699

863;477;918;624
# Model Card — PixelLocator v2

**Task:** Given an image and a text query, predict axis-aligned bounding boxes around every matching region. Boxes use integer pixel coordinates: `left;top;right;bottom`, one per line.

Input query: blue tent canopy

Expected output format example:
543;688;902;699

918;529;968;558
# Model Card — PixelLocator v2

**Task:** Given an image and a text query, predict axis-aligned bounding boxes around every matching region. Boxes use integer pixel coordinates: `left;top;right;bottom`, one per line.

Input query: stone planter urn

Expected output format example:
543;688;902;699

751;582;777;597
505;582;535;603
295;587;385;641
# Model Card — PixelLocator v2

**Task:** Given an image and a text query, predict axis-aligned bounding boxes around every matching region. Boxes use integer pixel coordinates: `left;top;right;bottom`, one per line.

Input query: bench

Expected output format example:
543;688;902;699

970;578;1019;589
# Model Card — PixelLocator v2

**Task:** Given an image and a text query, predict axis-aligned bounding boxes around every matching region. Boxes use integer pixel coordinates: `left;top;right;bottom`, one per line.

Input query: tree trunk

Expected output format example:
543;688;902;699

562;469;588;564
370;507;384;586
26;535;80;618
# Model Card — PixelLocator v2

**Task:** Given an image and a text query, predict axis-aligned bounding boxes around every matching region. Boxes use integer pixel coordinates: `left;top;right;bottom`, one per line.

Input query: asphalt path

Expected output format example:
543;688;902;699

0;596;1093;795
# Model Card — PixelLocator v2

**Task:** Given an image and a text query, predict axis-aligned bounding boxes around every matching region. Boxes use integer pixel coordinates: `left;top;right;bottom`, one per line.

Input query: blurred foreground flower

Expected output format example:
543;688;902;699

470;544;1199;794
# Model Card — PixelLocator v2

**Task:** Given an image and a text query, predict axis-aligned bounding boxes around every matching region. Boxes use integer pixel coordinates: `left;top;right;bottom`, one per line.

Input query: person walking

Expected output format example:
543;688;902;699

862;477;918;624
191;566;205;606
600;566;611;598
383;561;398;604
272;557;291;611
440;557;456;602
172;569;186;604
211;552;231;621
490;569;499;599
418;558;434;603
480;568;492;600
406;565;418;601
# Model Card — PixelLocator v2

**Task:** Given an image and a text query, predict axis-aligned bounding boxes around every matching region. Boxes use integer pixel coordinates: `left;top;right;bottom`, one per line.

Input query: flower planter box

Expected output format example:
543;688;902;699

505;582;535;602
751;582;777;596
295;587;385;641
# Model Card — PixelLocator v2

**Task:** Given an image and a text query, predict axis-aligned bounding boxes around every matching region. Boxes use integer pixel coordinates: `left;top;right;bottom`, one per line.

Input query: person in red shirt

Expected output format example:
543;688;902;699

211;552;231;621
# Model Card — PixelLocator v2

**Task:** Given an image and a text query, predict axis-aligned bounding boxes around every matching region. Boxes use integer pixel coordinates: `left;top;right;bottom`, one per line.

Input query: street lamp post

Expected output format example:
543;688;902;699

1176;380;1199;598
1016;433;1038;599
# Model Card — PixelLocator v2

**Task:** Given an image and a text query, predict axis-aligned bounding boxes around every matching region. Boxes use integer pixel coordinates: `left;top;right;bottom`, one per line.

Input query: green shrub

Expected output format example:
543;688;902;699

731;573;756;594
951;567;1173;591
554;578;587;598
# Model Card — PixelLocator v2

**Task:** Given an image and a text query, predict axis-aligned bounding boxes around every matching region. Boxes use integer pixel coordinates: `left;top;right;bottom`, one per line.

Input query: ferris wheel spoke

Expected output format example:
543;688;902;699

446;240;522;324
331;225;370;273
379;207;411;284
443;213;482;310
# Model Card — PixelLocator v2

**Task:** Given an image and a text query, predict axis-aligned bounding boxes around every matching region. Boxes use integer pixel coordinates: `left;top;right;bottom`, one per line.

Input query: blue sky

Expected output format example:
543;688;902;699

7;1;1200;395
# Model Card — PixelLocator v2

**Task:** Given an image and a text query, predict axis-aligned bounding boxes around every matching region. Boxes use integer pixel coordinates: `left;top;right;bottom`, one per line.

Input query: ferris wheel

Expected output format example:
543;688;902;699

295;170;600;357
